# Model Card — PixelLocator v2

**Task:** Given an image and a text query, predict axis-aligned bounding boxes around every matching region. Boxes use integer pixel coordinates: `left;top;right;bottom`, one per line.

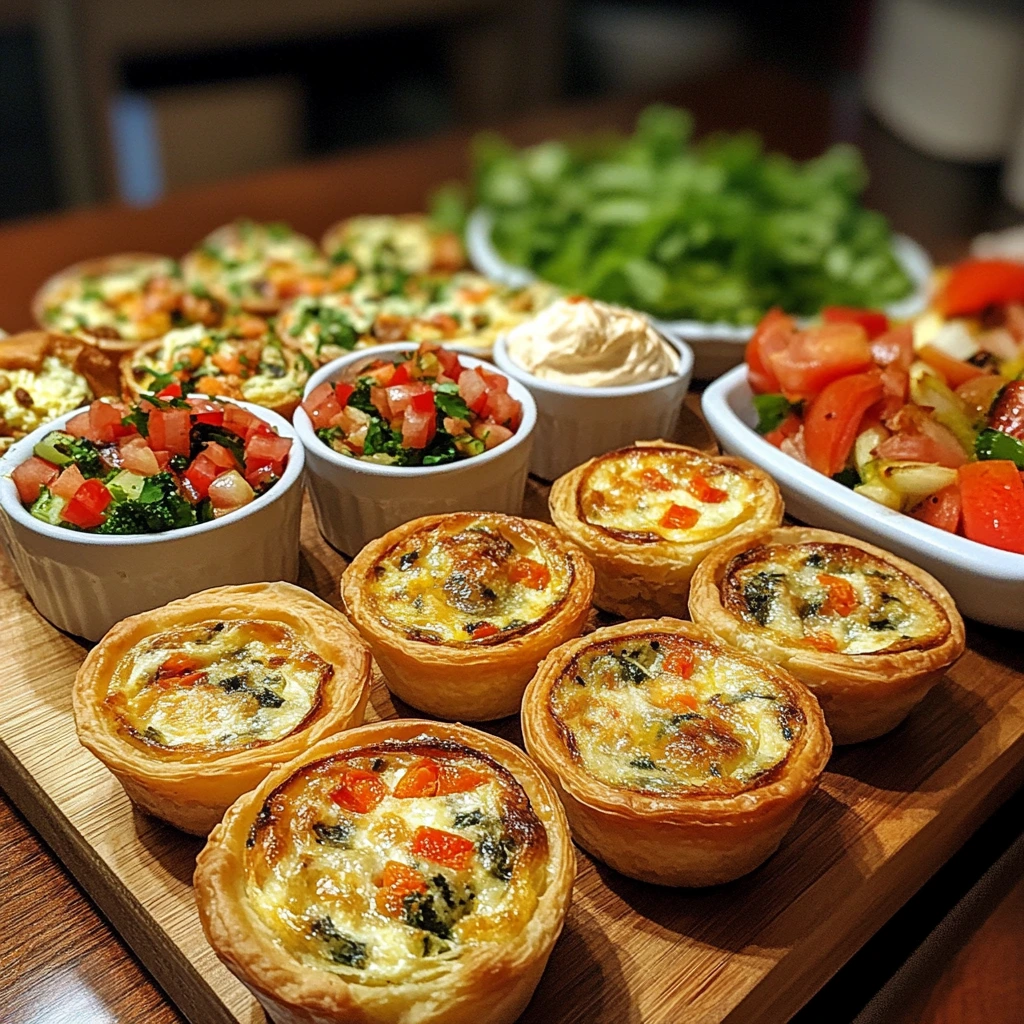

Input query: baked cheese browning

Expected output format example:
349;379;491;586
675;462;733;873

244;739;549;983
576;446;759;544
40;257;185;342
721;542;952;656
366;515;574;645
549;633;803;797
103;620;331;754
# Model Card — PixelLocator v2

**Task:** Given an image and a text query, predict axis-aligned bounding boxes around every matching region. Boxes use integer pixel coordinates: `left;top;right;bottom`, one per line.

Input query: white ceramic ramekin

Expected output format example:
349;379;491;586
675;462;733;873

294;344;536;556
492;333;694;481
0;401;304;641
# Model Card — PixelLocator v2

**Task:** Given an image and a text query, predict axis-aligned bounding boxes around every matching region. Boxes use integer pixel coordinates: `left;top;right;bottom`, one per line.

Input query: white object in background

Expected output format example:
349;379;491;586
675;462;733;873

467;209;934;380
492;333;693;482
865;0;1024;162
0;402;304;641
294;345;536;557
701;364;1024;631
971;223;1024;258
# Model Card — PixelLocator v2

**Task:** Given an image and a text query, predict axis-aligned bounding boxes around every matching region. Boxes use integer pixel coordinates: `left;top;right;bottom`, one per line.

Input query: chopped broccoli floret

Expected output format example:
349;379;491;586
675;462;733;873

97;472;196;534
33;431;104;478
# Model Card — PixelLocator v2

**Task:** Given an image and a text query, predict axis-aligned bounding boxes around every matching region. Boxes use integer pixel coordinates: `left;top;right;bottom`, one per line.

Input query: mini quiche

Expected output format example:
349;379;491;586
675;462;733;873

0;331;120;451
32;253;187;351
688;527;965;744
73;583;371;835
522;618;831;886
182;219;328;315
342;513;594;720
321;213;466;276
194;720;574;1024
124;322;310;418
548;440;784;618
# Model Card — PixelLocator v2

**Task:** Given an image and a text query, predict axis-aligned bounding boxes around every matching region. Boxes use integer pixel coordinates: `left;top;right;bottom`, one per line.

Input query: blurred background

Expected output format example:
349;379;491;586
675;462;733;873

1;0;1022;224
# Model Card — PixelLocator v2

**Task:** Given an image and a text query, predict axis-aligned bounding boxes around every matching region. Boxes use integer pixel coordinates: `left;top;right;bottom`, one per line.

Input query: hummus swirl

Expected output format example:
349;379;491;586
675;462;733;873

505;297;679;387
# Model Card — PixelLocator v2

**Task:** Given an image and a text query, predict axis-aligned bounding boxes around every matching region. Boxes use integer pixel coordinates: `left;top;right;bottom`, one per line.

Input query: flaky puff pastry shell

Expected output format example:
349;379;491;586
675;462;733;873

688;527;966;744
521;618;831;886
341;513;595;721
194;719;575;1024
73;582;372;836
548;440;784;619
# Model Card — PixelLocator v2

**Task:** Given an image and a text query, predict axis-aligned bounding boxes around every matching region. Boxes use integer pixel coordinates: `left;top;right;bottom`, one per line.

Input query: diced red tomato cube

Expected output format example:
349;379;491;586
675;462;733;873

301;383;342;428
222;403;259;438
200;441;238;469
472;422;513;449
458;368;489;415
245;432;290;465
435;347;464;379
385;382;432;414
61;478;112;528
822;306;889;340
155;382;182;399
402;403;437;449
120;438;161;476
12;456;59;504
334;382;355;407
183;452;223;499
389;362;411;386
185;395;225;426
147;408;191;457
958;460;1024;554
52;464;86;500
64;411;96;440
484;390;521;428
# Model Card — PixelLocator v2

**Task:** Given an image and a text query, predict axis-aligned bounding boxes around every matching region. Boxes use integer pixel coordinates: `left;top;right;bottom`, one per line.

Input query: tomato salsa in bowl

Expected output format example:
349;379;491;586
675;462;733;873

293;341;536;555
0;394;304;640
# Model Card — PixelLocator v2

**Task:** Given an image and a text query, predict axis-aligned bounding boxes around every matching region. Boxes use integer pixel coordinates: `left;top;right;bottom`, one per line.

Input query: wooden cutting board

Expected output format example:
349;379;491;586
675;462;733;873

2;398;1024;1024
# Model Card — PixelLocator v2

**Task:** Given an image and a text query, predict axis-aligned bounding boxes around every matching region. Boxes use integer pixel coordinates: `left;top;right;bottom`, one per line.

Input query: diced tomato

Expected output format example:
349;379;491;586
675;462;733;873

485;390;522;429
818;574;857;616
870;325;914;370
375;861;427;918
640;468;673;490
155;382;182;399
660;503;699;530
153;450;171;471
401;402;436;449
52;464;86;500
764;412;801;448
389;362;411;386
89;400;132;443
120;438;161;477
207;470;255;515
222;403;259;438
330;769;387;814
393;758;440;799
458;368;489;415
768;322;874;400
508;557;551;589
918;344;987;388
186;396;225;427
245;432;290;466
957;375;1005;420
687;474;728;503
804;631;839;653
910;484;962;533
663;649;694;679
385;383;432;415
245;463;279;492
148;409;191;457
64;410;97;440
936;259;1024;318
876;407;967;468
12;456;59;504
989;381;1024;441
301;383;342;428
438;764;487;795
958;460;1024;553
803;371;884;477
334;382;355;407
435;347;464;379
61;478;112;528
411;826;475;870
877;364;909;421
822;306;889;340
183;452;223;500
471;622;499;639
473;422;514;450
199;441;236;470
369;386;391;419
745;308;796;394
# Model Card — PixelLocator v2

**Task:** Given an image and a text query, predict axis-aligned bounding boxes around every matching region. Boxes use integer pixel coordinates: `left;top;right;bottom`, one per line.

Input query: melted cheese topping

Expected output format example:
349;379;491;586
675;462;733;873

42;257;183;341
245;739;549;984
721;542;951;655
549;633;802;796
0;356;91;449
103;619;331;754
366;515;574;644
577;447;760;543
326;215;439;274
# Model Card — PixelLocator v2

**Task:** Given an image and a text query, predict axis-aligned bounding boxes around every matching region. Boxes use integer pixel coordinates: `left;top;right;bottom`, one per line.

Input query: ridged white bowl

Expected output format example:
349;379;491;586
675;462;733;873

0;401;304;641
492;333;693;481
294;345;536;556
467;208;934;380
702;365;1024;631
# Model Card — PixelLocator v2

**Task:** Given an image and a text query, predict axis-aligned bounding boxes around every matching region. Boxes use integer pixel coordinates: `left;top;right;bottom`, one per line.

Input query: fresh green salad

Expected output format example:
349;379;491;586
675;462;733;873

469;105;914;325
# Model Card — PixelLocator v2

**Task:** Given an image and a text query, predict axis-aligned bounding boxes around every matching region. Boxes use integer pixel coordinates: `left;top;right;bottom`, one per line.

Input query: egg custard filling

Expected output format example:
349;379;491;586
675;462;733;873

548;632;804;796
720;542;952;656
365;515;574;644
577;446;760;544
103;619;332;754
244;739;549;982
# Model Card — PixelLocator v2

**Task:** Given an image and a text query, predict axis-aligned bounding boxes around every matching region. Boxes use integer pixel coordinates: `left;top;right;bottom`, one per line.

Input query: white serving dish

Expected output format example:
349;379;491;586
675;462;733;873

702;364;1024;630
0;401;304;641
294;344;536;556
466;208;934;380
492;332;694;481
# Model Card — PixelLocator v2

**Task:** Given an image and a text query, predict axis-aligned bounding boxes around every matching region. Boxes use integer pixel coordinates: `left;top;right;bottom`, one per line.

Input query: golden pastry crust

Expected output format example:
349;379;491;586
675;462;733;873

73;583;372;835
688;526;966;744
194;719;575;1024
548;440;784;618
342;513;595;720
521;617;831;886
0;330;121;400
32;253;184;353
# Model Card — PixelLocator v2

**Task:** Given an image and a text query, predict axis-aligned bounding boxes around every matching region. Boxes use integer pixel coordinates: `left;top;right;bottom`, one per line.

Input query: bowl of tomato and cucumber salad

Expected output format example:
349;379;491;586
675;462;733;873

0;391;304;641
293;341;536;555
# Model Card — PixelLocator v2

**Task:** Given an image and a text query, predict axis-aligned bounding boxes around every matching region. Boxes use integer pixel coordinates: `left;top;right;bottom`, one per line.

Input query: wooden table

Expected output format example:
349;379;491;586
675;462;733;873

2;64;1022;1024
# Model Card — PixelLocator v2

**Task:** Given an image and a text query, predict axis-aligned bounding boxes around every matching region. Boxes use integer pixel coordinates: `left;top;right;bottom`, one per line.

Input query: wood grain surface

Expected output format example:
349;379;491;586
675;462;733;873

2;390;1024;1024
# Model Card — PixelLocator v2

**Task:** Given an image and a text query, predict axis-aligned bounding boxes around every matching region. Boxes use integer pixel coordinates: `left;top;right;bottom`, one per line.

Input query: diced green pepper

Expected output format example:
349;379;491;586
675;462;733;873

975;428;1024;469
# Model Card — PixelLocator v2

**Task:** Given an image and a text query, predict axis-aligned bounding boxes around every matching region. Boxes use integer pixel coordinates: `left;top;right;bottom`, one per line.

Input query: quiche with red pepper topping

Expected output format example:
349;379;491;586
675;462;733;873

194;720;574;1024
73;583;371;834
548;440;783;618
522;618;830;886
342;513;594;720
689;526;965;743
